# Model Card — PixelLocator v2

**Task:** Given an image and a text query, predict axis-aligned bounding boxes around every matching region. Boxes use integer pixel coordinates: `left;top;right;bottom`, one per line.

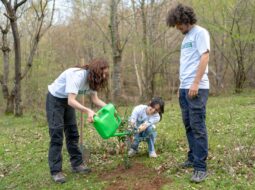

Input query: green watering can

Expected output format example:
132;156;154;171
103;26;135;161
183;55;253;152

93;103;130;139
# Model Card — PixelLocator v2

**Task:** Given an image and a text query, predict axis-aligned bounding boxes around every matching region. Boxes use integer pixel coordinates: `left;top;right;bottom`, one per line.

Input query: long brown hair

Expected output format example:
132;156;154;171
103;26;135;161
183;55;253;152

77;58;109;91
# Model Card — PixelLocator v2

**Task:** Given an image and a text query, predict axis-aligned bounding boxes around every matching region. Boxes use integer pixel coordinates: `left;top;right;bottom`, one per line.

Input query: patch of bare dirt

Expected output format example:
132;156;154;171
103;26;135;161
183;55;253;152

100;162;172;190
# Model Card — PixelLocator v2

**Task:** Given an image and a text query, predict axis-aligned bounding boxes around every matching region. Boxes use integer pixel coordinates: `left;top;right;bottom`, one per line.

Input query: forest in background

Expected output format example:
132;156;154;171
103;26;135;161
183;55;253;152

0;0;255;115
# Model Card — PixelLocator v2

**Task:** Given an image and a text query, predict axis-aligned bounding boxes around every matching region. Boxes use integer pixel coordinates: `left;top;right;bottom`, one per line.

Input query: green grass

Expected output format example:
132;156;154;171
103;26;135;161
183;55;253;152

0;91;255;190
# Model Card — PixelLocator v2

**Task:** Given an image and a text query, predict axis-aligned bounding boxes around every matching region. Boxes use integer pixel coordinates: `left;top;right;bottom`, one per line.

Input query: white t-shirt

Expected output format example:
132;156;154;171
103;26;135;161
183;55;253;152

130;105;160;128
48;68;95;98
180;25;210;89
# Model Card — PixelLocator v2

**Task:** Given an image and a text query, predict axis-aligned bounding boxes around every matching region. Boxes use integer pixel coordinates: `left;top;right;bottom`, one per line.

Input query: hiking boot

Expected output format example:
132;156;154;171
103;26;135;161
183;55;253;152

149;151;157;158
179;160;193;168
72;164;92;174
52;172;66;183
191;170;208;183
128;148;137;157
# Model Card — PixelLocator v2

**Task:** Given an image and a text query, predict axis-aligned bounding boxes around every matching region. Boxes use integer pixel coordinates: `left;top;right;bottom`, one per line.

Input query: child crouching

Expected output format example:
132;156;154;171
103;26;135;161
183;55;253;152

128;97;165;158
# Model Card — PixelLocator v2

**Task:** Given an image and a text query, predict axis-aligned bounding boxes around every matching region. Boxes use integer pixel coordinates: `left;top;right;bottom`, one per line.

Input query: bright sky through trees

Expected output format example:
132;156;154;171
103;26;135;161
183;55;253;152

51;0;73;24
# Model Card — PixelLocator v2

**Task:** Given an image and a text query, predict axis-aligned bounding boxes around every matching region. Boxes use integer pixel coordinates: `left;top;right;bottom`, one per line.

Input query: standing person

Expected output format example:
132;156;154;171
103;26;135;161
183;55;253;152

46;58;109;183
166;4;210;183
128;97;165;158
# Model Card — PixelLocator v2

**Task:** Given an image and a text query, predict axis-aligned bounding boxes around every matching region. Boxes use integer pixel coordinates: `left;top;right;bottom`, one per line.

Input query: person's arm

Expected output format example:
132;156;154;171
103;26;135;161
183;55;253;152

188;51;209;98
129;105;143;127
68;93;95;122
138;114;160;133
90;92;106;107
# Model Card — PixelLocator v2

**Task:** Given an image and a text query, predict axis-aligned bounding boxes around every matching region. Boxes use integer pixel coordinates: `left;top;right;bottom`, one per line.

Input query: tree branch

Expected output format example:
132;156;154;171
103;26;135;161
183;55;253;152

21;0;55;80
40;0;55;37
0;19;10;34
210;34;234;71
14;0;27;11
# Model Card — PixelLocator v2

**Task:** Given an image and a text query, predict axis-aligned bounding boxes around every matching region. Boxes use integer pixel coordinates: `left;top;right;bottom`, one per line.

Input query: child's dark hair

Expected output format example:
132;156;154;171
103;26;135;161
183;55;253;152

149;97;165;120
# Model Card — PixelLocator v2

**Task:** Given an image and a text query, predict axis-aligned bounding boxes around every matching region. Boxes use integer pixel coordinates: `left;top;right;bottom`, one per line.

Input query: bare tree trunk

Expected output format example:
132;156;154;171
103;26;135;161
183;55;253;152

140;0;152;100
11;21;23;116
109;0;122;101
217;34;225;88
131;0;145;97
148;0;156;97
235;59;246;93
1;0;54;115
230;1;250;93
0;22;14;114
1;0;28;116
216;16;227;93
132;49;142;96
113;55;122;97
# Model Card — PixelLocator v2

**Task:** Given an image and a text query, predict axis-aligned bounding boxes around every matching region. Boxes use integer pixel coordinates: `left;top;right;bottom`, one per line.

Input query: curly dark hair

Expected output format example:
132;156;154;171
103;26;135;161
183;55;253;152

166;3;197;27
77;58;109;91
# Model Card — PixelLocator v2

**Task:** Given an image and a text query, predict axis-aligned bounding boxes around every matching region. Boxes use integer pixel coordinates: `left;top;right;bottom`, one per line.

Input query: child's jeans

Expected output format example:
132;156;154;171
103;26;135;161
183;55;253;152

131;125;157;154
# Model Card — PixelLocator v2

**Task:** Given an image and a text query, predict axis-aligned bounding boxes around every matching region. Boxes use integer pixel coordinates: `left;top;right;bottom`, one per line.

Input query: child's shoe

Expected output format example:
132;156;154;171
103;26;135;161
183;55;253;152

149;151;157;158
128;148;137;157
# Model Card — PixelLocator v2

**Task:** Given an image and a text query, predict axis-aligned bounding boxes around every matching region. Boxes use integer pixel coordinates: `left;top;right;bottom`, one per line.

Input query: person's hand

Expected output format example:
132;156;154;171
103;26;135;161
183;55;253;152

87;110;95;123
138;124;147;133
128;121;135;129
188;83;199;98
127;124;133;131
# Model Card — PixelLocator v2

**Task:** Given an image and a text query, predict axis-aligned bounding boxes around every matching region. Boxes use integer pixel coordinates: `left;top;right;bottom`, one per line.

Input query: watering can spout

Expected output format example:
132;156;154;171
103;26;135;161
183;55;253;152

112;131;131;137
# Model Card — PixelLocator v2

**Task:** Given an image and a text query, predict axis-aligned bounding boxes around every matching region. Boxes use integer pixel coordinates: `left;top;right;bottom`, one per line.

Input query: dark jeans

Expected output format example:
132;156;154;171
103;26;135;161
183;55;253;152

46;92;83;175
131;125;157;154
179;89;209;172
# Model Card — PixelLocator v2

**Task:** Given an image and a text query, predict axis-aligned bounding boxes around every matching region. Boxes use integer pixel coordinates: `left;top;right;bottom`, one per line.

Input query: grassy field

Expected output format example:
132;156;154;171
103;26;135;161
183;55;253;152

0;91;255;190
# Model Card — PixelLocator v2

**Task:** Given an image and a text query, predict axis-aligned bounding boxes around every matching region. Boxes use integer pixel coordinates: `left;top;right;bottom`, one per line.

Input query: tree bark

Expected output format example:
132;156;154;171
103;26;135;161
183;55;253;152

11;20;23;116
140;0;152;100
1;0;28;116
0;22;14;114
235;58;246;93
132;49;142;96
0;0;54;115
109;0;122;101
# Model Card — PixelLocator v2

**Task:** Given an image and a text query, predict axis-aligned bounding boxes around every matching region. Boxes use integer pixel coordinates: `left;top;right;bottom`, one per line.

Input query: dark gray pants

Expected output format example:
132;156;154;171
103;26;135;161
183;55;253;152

46;92;83;175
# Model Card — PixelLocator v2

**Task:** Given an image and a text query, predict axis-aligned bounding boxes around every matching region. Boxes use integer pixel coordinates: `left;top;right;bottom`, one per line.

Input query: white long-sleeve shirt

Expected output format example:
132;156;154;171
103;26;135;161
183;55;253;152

129;105;160;128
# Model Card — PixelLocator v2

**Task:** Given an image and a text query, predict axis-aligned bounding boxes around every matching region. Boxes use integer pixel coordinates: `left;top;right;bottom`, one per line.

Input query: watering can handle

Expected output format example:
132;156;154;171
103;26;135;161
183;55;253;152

92;113;97;119
115;112;122;126
112;113;130;137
